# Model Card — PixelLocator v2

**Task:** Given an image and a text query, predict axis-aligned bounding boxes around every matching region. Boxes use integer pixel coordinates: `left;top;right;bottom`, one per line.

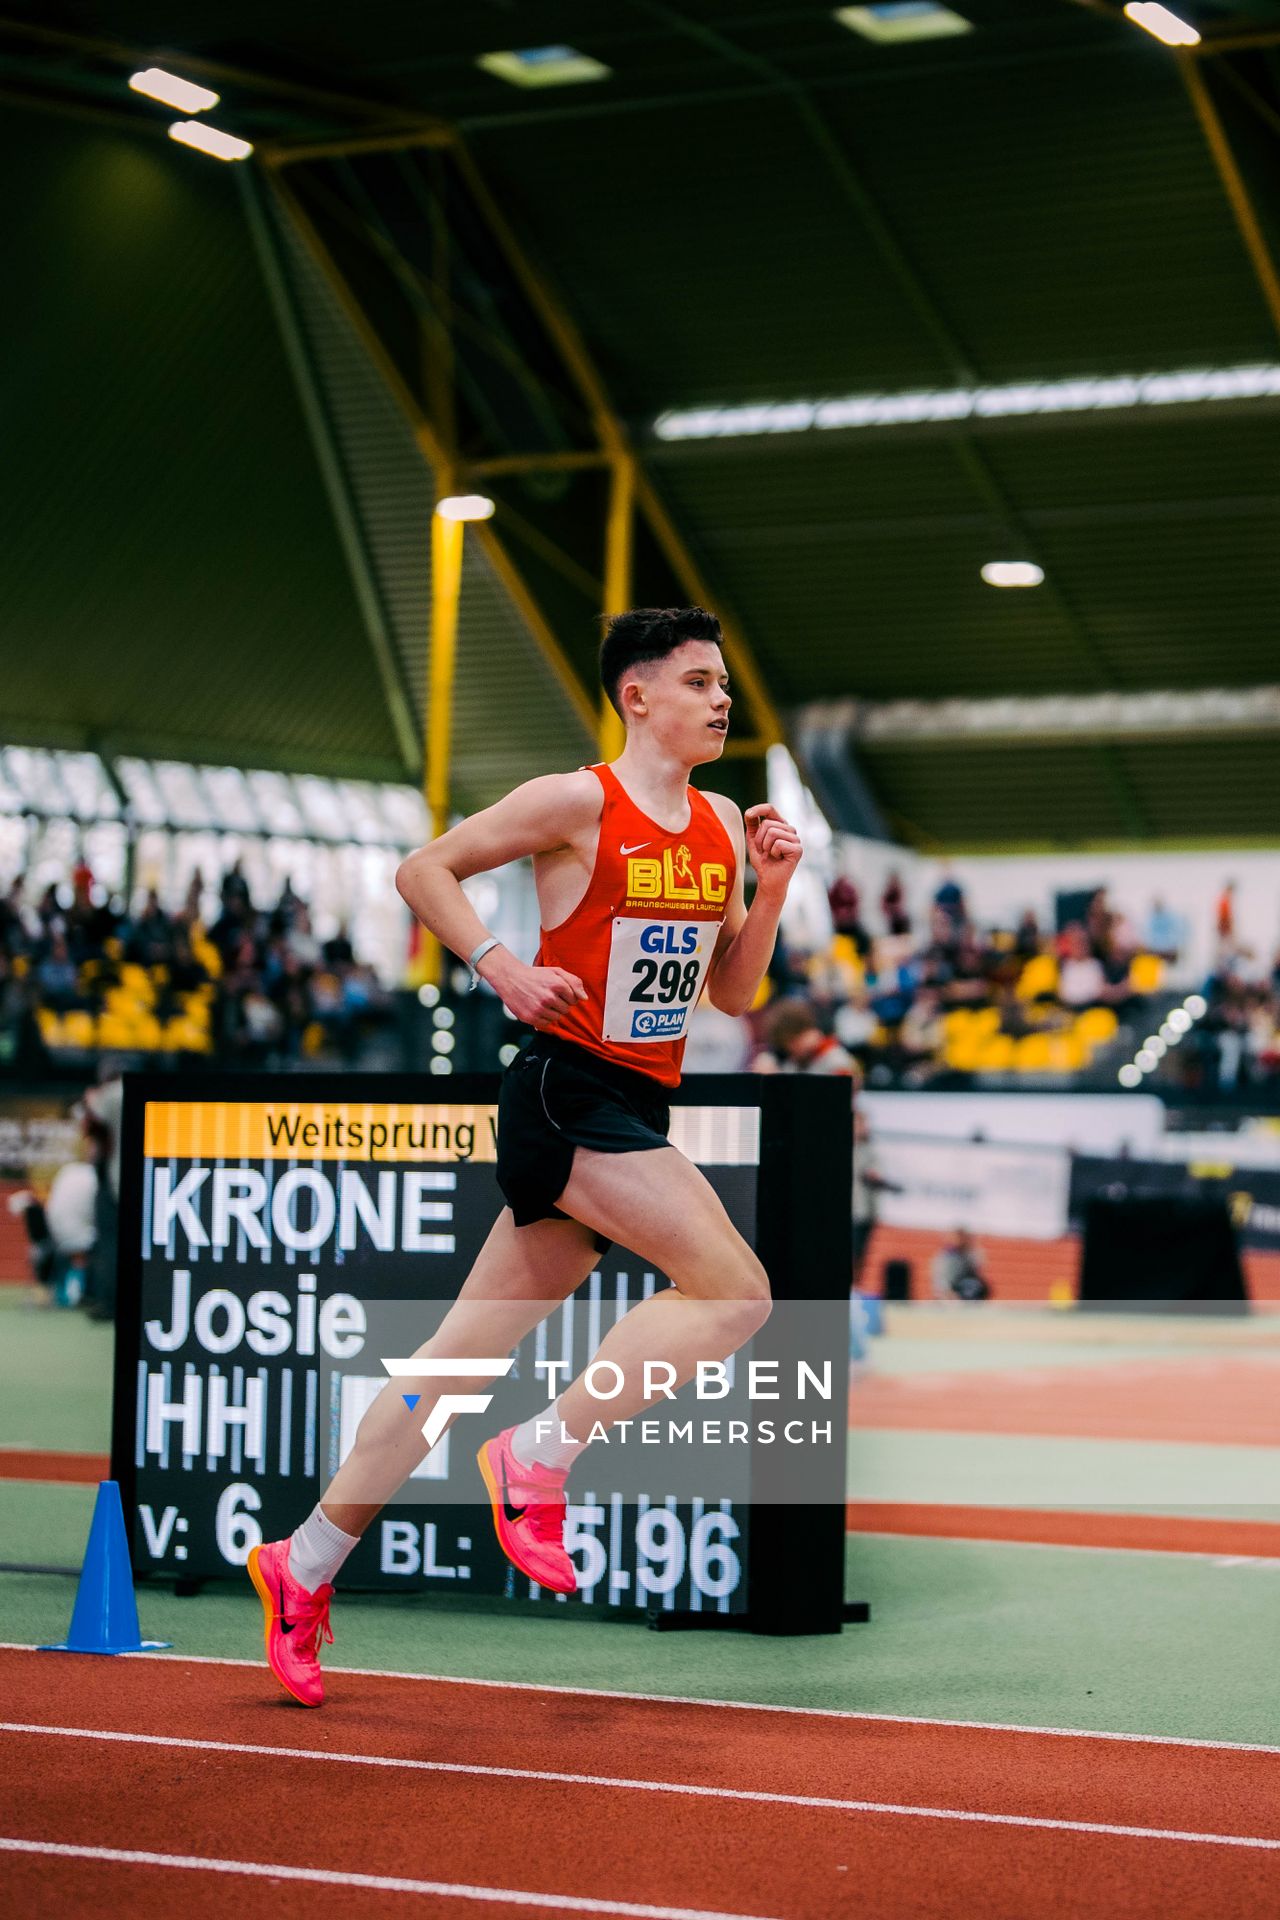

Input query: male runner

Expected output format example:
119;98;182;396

249;605;802;1704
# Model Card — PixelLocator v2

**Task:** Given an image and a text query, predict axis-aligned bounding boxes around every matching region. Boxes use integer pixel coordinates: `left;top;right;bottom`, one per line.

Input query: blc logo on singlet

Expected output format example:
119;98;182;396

626;844;727;907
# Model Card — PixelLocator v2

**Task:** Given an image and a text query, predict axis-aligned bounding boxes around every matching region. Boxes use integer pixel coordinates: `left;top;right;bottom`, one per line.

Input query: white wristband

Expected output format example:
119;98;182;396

466;937;502;991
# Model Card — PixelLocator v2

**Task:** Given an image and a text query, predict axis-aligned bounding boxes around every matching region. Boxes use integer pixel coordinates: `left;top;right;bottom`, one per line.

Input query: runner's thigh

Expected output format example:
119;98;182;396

425;1208;600;1360
558;1145;764;1298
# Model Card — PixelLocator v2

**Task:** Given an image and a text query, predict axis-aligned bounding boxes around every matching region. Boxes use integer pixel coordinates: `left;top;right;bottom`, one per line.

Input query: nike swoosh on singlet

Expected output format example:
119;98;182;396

620;841;653;855
278;1578;297;1633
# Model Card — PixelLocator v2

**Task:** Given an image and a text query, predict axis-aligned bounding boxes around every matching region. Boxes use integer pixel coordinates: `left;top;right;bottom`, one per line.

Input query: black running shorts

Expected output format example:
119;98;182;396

495;1034;672;1250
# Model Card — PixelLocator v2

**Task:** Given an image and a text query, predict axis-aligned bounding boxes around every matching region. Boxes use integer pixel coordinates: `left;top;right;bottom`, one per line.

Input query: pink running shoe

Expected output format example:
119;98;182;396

247;1537;334;1707
477;1427;577;1595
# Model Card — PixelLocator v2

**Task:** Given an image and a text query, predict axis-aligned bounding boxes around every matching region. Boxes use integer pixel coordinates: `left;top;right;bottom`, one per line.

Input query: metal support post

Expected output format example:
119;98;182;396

600;455;636;759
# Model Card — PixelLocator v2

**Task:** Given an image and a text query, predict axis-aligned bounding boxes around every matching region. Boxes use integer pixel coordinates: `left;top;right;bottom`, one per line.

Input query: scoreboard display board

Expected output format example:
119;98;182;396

113;1071;851;1634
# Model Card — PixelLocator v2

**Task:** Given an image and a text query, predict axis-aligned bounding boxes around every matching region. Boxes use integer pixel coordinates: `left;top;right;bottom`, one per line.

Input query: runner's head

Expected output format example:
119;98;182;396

600;607;730;764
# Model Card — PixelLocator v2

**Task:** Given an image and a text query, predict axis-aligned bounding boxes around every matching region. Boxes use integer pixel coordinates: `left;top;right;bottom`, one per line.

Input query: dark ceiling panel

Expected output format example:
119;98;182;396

3;4;1279;841
0;106;401;776
858;742;1136;845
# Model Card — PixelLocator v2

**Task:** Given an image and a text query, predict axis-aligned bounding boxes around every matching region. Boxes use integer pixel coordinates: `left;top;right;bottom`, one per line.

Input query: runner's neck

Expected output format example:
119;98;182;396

607;745;695;835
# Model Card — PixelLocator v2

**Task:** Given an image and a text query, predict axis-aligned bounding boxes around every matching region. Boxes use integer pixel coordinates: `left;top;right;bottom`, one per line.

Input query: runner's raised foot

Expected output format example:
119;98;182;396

248;1537;334;1706
477;1426;577;1595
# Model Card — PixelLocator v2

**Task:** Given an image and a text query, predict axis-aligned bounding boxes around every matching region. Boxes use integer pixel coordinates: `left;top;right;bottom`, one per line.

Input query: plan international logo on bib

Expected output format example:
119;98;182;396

632;1007;686;1038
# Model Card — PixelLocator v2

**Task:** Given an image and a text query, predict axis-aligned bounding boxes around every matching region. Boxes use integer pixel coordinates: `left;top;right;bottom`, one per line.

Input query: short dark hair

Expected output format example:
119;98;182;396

599;606;723;718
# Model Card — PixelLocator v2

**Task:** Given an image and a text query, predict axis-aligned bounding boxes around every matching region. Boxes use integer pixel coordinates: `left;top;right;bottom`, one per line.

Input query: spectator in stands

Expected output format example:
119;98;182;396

1143;897;1185;962
899;986;946;1071
881;870;910;937
126;888;172;967
757;999;856;1076
84;1063;123;1323
827;876;871;959
852;1107;898;1286
323;921;356;968
1056;924;1110;1009
931;1228;990;1302
933;867;966;926
36;933;80;1013
1216;879;1237;946
1014;908;1042;960
2;855;389;1073
43;1131;98;1309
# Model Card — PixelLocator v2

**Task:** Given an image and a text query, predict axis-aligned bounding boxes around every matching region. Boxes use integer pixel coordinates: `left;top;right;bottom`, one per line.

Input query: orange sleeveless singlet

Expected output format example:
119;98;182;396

536;763;737;1089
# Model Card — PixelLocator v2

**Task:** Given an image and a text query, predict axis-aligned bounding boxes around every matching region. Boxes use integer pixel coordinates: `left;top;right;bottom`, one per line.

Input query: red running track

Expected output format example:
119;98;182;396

1;1648;1277;1919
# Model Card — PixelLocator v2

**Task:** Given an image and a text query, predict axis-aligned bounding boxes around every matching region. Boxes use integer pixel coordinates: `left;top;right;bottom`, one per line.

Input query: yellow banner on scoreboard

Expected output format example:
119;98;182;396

143;1100;499;1164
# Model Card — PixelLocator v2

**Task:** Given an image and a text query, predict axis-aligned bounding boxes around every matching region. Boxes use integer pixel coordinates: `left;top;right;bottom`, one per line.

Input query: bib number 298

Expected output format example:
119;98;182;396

631;956;701;1005
602;917;722;1043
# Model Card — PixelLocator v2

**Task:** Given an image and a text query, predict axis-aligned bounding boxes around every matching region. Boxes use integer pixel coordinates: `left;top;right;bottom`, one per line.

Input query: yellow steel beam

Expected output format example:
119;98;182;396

634;468;783;746
1179;53;1280;340
599;455;635;759
451;138;623;457
1197;28;1280;56
452;134;783;750
428;508;464;840
267;168;448;458
463;450;610;479
0;17;450;129
263;129;453;167
475;527;599;742
497;500;602;603
265;166;599;757
0;79;168;137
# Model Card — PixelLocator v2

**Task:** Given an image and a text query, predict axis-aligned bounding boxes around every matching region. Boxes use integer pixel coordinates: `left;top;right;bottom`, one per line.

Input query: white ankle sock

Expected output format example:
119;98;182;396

511;1398;589;1473
287;1503;360;1592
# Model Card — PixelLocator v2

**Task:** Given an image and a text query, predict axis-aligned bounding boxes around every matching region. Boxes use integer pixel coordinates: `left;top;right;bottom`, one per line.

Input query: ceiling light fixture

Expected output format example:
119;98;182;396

478;46;611;89
435;494;495;522
130;68;219;113
168;121;252;162
835;4;973;43
981;562;1044;588
1123;4;1201;49
652;363;1280;442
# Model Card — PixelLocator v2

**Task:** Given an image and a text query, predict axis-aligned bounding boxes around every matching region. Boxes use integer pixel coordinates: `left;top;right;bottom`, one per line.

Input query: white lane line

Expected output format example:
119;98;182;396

3;1724;1278;1852
0;1839;776;1920
3;1641;1275;1756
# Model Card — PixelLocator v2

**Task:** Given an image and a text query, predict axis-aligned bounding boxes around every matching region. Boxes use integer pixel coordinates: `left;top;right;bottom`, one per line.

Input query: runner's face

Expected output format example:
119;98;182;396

635;643;731;763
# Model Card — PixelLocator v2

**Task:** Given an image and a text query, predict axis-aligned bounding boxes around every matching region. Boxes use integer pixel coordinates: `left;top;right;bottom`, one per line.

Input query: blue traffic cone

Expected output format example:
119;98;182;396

39;1481;170;1655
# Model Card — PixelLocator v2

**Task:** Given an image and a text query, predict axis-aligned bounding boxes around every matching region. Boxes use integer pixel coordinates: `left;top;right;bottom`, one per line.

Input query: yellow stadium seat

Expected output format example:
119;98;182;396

1016;953;1059;1000
96;1014;136;1049
36;1007;62;1044
60;1010;97;1049
120;963;156;1004
973;1034;1015;1071
1014;1034;1053;1072
191;928;223;978
1075;1008;1118;1060
1045;1030;1086;1072
1129;952;1164;994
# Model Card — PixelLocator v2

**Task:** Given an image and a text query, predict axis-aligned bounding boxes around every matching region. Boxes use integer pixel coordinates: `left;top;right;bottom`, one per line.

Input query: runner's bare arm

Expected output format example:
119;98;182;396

702;797;802;1017
395;772;600;1028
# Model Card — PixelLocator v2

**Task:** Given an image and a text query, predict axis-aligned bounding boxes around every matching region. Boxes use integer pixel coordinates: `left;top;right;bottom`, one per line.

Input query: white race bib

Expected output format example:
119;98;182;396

601;917;721;1044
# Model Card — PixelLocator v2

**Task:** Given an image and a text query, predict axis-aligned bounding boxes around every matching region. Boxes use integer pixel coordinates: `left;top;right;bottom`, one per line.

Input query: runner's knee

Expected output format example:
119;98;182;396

679;1234;772;1317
